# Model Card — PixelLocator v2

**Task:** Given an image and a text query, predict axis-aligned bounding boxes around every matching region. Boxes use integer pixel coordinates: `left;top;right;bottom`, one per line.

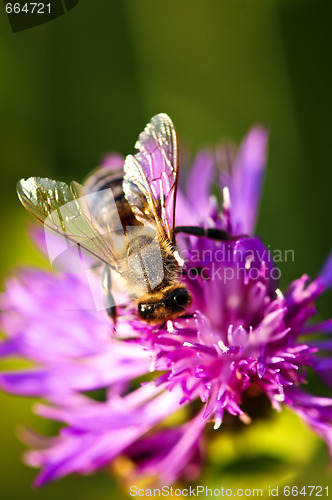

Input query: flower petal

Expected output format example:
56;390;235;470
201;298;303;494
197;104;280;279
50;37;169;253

226;126;268;235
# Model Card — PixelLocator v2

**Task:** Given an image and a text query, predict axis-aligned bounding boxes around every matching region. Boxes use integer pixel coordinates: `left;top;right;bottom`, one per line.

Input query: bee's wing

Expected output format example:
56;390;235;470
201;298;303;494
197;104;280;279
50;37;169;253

17;177;121;269
123;113;179;241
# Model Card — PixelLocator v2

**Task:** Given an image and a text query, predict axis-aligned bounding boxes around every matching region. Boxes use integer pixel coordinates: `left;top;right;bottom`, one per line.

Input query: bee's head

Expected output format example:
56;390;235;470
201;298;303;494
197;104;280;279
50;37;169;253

137;285;192;324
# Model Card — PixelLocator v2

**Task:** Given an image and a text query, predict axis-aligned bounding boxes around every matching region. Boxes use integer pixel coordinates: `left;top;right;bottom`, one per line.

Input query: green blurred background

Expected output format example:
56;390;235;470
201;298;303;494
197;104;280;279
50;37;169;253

0;0;331;498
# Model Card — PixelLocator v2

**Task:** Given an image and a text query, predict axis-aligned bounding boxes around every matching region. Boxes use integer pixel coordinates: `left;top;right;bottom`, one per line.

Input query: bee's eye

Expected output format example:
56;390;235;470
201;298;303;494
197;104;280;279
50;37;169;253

175;289;189;305
167;289;191;308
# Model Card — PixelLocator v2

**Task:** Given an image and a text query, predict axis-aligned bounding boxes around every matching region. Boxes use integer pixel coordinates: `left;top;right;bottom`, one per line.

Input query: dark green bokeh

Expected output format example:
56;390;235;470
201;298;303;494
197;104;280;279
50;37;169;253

0;0;331;498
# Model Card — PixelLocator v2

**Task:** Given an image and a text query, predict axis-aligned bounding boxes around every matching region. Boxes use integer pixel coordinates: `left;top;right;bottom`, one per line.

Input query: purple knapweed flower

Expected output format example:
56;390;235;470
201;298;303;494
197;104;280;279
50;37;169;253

1;123;332;488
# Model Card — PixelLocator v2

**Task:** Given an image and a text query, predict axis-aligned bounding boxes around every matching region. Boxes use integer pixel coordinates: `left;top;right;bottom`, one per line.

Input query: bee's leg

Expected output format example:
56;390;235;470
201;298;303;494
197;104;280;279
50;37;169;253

178;313;195;319
174;226;247;241
102;265;118;326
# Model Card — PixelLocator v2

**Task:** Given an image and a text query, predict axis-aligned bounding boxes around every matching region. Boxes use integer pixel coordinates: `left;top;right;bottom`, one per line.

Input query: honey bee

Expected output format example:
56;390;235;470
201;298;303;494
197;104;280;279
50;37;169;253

17;114;196;324
17;114;237;324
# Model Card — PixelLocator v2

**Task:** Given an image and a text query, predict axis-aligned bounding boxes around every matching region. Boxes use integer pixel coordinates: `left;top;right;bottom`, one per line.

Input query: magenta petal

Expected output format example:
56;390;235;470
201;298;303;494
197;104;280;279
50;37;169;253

101;153;124;169
175;189;197;226
186;150;215;217
228;126;268;234
26;389;185;486
128;410;206;484
0;352;150;397
320;253;332;290
285;387;332;457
